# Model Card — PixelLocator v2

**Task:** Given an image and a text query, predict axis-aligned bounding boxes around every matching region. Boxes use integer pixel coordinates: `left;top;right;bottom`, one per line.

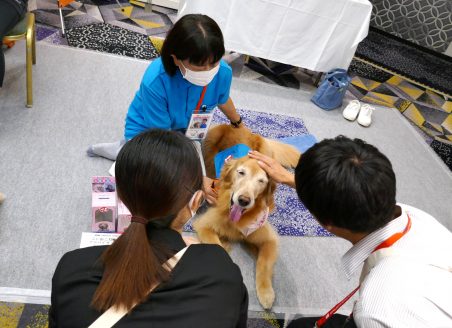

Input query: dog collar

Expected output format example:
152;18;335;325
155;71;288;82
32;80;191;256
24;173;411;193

238;207;269;237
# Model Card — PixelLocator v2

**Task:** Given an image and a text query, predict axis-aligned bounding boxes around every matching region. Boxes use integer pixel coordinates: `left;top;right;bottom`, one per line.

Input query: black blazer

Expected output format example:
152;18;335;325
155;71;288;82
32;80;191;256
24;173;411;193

49;228;248;328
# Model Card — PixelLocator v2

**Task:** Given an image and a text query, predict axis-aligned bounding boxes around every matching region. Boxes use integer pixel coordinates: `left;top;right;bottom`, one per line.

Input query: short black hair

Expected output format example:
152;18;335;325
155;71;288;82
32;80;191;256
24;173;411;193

161;14;225;75
115;129;203;224
295;136;396;233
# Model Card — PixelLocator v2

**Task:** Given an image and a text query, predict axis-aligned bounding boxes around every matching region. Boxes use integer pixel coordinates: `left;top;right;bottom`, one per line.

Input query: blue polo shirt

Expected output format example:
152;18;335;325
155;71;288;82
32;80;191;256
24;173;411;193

124;58;232;140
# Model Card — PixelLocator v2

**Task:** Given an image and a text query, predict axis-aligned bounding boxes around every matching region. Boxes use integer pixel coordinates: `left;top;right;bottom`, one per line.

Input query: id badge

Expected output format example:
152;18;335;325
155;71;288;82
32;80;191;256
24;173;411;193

185;112;213;140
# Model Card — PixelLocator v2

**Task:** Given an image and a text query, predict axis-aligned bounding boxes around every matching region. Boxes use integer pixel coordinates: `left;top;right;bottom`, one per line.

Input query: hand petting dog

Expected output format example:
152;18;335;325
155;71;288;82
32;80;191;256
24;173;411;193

248;151;296;188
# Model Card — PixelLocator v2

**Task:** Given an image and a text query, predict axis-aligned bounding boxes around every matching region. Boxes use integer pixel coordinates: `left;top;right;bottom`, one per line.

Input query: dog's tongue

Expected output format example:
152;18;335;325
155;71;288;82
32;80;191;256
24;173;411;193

230;204;243;222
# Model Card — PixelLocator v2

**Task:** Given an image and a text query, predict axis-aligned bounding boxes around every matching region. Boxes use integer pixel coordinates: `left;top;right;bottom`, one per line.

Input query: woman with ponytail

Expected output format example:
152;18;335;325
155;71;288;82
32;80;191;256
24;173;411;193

49;129;248;328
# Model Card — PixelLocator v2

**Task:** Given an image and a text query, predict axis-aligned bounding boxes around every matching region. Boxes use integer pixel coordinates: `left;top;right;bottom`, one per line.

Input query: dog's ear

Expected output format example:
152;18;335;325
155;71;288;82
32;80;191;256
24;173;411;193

264;179;277;207
219;158;237;184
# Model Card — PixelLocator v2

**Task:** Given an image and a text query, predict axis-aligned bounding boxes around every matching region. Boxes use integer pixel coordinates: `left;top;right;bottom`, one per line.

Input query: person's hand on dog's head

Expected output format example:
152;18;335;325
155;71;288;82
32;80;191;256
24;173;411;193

248;151;296;188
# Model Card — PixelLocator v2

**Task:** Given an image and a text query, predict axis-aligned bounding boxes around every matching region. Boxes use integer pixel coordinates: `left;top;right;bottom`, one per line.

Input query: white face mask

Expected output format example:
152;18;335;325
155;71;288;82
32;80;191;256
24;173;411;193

180;61;220;87
188;190;204;218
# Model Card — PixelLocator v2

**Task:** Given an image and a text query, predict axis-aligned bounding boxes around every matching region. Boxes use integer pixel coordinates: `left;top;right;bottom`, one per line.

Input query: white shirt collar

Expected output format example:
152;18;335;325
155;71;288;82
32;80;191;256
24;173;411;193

341;207;409;279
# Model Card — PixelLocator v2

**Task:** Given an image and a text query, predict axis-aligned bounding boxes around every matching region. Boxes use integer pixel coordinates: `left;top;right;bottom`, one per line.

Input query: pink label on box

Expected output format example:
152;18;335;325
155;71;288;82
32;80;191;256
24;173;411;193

92;176;116;193
92;206;116;232
92;176;117;233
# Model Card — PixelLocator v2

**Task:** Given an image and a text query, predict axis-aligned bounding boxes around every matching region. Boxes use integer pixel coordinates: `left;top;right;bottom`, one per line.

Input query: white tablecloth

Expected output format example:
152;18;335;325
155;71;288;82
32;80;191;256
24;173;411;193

178;0;372;72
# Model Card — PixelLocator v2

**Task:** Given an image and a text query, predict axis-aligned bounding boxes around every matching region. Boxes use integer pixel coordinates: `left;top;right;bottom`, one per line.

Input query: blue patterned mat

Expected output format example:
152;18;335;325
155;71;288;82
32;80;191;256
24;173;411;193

185;108;332;237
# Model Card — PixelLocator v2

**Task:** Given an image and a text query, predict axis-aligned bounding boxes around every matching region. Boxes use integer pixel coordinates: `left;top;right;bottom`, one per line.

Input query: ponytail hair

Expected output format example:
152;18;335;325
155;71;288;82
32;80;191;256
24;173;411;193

91;130;203;312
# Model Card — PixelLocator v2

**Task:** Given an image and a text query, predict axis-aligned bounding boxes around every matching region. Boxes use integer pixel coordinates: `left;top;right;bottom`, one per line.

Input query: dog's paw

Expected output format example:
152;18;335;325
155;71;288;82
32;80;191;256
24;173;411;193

257;285;275;310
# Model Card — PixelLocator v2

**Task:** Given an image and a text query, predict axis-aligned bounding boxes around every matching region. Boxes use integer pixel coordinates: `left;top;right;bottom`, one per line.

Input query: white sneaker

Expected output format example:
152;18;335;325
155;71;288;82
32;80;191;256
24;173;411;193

357;104;374;127
342;100;361;121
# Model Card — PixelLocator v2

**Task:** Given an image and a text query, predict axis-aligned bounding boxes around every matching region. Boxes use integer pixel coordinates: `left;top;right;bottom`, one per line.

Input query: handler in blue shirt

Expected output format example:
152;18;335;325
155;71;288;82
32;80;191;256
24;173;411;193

125;14;241;140
128;14;243;203
89;14;242;203
125;57;235;139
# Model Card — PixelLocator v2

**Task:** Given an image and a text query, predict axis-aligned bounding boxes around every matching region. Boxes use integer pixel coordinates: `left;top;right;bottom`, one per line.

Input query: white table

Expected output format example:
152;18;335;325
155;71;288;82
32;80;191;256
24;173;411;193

178;0;372;72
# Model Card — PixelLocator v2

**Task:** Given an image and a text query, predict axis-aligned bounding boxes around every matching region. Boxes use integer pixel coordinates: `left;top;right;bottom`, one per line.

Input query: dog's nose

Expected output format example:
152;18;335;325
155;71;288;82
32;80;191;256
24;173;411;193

238;195;251;207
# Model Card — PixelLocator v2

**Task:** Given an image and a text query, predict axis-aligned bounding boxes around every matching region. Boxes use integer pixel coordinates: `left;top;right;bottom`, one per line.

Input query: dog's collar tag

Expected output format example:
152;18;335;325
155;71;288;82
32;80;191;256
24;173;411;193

238;207;269;237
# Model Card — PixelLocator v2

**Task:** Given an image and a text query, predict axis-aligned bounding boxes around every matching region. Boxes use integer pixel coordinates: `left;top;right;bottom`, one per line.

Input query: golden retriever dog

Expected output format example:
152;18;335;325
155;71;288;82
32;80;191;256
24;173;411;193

194;124;300;309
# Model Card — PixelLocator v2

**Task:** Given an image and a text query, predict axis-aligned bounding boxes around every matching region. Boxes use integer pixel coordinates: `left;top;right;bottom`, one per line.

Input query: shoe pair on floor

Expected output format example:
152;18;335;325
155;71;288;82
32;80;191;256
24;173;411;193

343;100;374;127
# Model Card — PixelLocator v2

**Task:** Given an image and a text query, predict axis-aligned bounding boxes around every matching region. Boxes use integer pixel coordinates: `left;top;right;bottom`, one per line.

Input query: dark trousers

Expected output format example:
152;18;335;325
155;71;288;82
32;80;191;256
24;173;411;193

0;1;25;87
287;314;357;328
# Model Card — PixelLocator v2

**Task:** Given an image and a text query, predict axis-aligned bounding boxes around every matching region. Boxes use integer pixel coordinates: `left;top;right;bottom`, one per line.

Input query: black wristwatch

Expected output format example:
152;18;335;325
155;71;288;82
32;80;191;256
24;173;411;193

230;116;242;128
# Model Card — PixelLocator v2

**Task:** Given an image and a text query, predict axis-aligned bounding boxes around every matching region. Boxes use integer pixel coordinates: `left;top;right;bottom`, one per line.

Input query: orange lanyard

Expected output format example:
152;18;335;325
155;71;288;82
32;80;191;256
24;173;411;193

193;85;208;114
315;215;412;328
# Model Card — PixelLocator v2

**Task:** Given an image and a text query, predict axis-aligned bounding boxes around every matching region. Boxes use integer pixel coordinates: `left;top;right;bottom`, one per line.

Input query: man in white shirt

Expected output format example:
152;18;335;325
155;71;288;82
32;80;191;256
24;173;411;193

249;136;452;328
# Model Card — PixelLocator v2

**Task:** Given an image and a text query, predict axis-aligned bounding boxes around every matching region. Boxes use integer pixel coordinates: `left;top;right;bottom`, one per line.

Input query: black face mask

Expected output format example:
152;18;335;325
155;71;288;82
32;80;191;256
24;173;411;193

148;214;177;229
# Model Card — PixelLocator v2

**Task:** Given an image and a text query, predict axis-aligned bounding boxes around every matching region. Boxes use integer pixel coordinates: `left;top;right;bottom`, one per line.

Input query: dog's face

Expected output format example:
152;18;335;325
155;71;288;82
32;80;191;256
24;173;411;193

222;157;274;221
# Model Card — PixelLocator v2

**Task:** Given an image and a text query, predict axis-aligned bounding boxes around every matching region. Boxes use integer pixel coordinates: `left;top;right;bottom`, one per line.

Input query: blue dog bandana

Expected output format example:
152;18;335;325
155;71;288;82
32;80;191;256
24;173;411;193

277;135;317;153
214;144;251;178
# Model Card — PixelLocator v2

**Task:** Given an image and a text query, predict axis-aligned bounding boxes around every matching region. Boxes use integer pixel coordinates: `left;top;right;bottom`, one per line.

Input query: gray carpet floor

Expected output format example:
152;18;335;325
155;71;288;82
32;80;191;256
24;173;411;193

0;43;451;316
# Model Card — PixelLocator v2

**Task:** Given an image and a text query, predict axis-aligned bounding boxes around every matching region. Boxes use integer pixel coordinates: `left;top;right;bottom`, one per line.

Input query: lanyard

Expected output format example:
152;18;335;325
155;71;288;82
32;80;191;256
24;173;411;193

193;85;208;114
315;215;412;328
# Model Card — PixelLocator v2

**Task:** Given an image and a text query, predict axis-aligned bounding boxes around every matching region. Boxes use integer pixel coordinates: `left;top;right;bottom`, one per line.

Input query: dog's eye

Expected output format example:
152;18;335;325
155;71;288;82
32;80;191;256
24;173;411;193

258;179;266;184
237;170;245;176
